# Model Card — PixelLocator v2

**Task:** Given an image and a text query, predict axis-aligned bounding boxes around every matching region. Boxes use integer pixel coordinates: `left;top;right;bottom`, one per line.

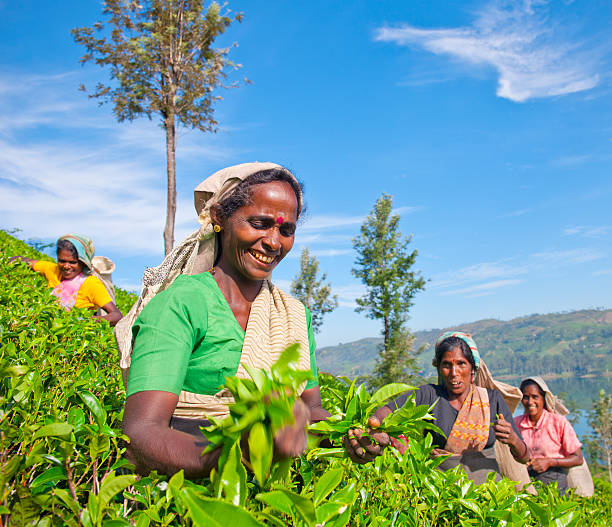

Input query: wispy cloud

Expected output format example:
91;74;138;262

0;71;240;255
593;269;612;276
331;284;367;309
300;214;365;232
499;208;531;218
439;279;525;297
551;154;593;167
432;247;605;296
563;225;610;238
374;0;600;102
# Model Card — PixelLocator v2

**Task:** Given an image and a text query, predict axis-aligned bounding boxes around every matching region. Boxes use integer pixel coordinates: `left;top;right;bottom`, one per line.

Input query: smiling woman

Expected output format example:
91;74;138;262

117;162;329;479
9;234;123;326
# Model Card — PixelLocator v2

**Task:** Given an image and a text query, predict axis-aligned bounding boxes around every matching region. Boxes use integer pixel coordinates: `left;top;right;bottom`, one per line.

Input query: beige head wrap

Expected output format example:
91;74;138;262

114;162;301;385
520;376;569;415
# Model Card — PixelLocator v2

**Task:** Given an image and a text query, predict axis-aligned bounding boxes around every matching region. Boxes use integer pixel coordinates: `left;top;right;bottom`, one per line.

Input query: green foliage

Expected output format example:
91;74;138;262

291;246;338;334
202;344;312;487
1;229;610;525
584;390;612;481
72;0;245;253
309;378;442;453
72;0;242;129
352;193;426;389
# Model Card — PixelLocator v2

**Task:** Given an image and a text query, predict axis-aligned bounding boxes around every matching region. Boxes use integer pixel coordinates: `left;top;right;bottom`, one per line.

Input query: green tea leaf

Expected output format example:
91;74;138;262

181;489;265;527
33;422;74;440
314;468;344;506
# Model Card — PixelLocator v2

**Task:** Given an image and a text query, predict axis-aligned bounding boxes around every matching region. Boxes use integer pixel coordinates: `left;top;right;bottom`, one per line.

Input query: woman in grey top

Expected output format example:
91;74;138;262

345;332;529;484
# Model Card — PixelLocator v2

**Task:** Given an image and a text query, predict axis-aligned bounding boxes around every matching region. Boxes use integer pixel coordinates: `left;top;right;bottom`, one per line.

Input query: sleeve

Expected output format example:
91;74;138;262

491;390;523;440
82;276;112;308
559;415;582;455
32;261;59;284
304;307;319;390
126;281;204;397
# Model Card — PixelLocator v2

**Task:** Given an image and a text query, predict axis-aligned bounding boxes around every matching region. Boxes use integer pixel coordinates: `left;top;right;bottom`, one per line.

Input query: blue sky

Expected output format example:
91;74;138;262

1;0;611;347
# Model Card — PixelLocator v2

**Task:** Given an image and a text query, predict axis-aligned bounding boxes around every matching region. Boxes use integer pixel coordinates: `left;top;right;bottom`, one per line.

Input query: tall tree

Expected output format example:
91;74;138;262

73;0;243;254
352;193;426;388
585;389;612;482
291;247;338;334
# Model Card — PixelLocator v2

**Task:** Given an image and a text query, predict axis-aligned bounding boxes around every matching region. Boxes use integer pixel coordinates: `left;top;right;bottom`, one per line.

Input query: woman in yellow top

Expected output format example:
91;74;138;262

11;234;123;326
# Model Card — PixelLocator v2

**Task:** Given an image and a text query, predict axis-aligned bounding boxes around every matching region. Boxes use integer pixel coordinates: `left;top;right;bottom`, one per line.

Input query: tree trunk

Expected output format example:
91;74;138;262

163;111;177;255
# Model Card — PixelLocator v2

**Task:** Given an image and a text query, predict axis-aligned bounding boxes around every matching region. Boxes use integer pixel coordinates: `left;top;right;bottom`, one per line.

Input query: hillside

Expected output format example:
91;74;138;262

317;310;612;406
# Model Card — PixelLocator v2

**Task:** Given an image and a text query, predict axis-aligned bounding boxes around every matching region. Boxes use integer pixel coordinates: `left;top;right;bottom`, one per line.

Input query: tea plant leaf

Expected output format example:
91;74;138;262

78;390;107;428
314;468;344;506
33;422;74;440
98;473;138;510
218;441;247;506
31;466;67;488
181;489;265;527
368;383;413;406
248;422;273;485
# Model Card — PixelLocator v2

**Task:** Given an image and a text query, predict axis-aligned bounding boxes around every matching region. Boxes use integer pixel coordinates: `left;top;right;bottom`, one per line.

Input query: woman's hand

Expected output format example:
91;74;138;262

529;458;554;473
93;301;123;327
343;417;392;464
273;398;311;459
493;414;528;462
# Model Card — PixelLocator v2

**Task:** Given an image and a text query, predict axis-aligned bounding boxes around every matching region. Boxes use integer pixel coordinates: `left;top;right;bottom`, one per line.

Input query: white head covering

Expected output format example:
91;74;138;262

520;376;569;416
115;162;301;384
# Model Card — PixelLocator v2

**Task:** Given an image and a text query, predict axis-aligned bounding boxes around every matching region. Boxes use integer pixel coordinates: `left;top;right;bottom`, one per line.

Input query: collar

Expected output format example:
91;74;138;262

518;408;550;430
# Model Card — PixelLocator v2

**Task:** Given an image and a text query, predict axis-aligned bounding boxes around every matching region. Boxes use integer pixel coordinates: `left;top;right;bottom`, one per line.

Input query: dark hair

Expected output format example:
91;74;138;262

57;239;78;259
217;168;304;220
434;336;476;372
519;379;546;398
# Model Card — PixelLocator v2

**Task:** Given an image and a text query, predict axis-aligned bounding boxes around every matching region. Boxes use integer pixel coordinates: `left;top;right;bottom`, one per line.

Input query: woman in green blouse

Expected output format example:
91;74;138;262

121;163;328;478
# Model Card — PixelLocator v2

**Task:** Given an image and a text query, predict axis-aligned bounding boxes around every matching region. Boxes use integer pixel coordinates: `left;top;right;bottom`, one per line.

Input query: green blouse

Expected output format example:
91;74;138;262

126;272;318;397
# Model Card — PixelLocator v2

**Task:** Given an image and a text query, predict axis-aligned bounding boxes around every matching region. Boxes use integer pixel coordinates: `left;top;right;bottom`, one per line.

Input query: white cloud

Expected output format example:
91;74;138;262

439;278;525;296
563;225;610;238
499;208;530;218
432;247;605;295
0;71;239;255
375;0;600;102
300;214;365;232
332;284;367;309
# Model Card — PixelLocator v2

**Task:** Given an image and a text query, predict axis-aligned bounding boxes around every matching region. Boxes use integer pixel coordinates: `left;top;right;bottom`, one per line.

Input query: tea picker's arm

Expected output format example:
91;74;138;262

123;390;221;479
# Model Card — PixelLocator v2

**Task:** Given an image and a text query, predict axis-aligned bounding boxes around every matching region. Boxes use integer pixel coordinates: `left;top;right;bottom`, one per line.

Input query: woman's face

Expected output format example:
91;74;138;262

57;249;84;280
521;384;545;421
439;347;474;398
217;181;298;282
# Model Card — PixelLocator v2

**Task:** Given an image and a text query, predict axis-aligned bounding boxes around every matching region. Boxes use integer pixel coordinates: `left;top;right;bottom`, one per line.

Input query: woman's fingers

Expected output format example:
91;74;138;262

343;427;390;464
493;419;513;443
273;399;311;458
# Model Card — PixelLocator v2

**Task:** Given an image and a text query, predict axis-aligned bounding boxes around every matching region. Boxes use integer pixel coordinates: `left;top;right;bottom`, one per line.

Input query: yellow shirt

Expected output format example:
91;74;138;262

33;261;112;309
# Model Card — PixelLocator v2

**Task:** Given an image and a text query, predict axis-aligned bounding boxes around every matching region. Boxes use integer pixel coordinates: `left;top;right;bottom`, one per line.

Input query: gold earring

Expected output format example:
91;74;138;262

213;224;221;232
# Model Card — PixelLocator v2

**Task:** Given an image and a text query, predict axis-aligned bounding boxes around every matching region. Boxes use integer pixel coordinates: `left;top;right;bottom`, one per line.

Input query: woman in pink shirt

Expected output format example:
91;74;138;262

514;376;583;492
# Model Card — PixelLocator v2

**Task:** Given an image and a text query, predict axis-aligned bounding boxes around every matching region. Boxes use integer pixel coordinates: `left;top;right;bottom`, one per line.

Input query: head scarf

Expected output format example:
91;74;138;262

434;331;481;372
192;162;301;272
114;162;301;385
520;376;569;415
58;234;95;271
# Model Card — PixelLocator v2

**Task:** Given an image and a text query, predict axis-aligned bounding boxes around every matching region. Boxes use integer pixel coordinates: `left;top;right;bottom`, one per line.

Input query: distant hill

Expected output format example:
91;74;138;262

317;309;612;406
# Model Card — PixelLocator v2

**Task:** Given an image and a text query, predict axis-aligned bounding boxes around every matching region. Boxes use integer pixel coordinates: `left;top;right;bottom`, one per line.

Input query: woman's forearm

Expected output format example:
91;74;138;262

125;421;220;479
547;450;583;469
510;435;529;463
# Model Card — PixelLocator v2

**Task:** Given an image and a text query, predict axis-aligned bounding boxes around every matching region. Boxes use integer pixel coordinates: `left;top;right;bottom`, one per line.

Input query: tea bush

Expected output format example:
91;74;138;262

1;230;610;526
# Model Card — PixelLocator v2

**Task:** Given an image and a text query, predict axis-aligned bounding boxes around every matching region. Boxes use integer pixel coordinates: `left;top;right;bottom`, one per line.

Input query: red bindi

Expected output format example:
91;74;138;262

276;216;284;225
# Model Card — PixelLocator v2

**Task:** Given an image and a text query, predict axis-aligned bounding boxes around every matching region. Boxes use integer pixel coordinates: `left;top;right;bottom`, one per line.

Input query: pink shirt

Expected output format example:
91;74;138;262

514;409;582;460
